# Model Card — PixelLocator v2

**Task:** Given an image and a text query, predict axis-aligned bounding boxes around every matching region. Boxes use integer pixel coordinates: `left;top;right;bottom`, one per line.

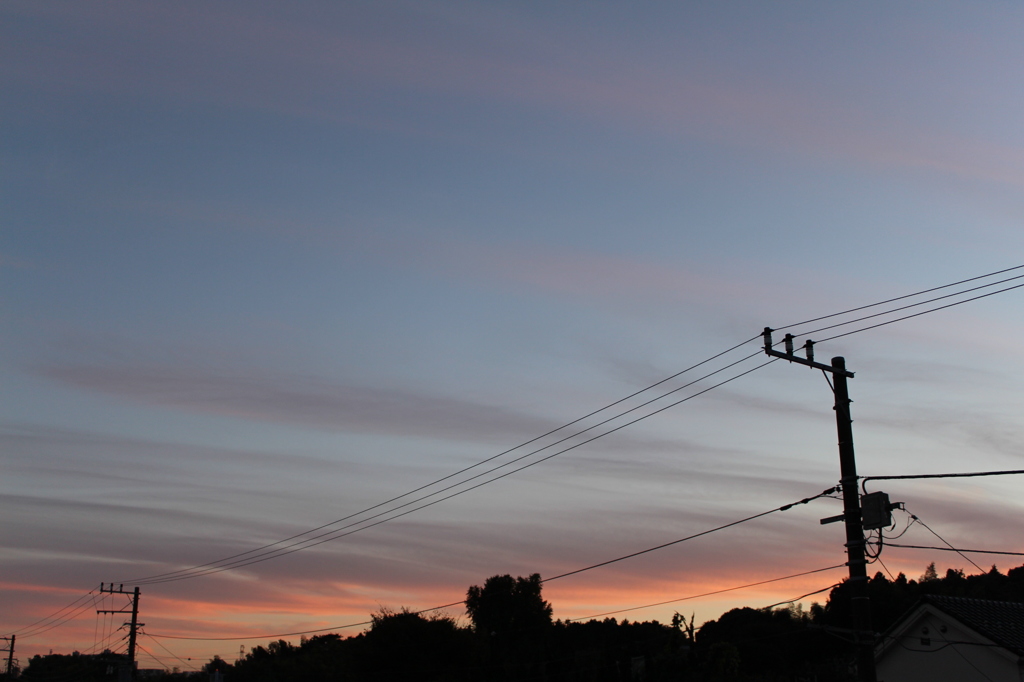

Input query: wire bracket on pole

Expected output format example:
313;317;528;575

762;328;854;377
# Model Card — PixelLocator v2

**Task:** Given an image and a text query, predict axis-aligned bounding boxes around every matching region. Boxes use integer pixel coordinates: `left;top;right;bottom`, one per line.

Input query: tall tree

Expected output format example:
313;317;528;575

466;573;552;679
465;573;552;636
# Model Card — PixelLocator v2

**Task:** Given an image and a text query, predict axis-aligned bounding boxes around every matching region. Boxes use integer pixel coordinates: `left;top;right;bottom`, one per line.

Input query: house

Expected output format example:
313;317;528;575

875;595;1024;681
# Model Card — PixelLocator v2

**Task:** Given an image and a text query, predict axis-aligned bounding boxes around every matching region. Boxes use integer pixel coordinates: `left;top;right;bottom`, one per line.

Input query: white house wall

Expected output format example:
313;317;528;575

876;609;1022;682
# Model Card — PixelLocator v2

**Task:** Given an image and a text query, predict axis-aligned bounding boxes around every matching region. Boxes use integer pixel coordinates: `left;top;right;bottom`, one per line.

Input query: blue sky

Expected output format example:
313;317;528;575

3;0;1024;667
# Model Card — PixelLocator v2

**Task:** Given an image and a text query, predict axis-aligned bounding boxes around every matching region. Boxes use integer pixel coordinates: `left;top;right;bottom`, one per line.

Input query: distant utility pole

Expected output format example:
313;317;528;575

762;329;876;682
1;634;14;676
98;583;142;681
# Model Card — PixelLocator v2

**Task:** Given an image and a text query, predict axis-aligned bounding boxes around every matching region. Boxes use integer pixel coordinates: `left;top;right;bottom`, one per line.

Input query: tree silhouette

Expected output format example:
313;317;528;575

356;607;471;681
466;573;552;679
466;573;552;636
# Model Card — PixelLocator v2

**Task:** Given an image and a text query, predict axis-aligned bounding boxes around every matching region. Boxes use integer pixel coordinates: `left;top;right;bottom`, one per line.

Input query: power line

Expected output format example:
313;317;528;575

774;263;1024;331
148;619;376;642
121;266;1024;587
142;634;200;671
875;556;896;582
862;469;1024;493
542;486;838;583
761;583;842;611
125;337;763;585
11;588;100;638
886;544;1024;558
147;486;836;641
902;509;985;573
134;642;169;672
567;564;846;621
790;272;1024;340
814;281;1024;345
136;355;777;585
13;593;103;641
94;258;1024;622
19;265;1024;640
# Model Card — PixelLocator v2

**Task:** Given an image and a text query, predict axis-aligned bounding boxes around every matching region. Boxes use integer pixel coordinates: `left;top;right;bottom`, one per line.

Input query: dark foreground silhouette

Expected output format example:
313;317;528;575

18;564;1024;682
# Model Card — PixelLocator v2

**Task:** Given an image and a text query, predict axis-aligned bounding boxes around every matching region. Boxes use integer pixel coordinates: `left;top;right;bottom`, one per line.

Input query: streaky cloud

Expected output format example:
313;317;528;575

36;363;557;441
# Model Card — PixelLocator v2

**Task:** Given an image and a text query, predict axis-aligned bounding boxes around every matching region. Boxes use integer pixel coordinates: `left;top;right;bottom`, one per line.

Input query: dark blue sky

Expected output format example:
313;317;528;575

3;0;1024;666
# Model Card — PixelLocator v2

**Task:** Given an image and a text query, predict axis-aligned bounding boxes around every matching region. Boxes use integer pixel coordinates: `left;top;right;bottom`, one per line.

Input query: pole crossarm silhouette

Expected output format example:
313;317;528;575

1;635;14;676
98;583;141;679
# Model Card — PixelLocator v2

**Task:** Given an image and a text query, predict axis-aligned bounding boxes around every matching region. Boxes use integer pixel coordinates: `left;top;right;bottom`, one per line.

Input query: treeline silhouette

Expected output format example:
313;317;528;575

19;563;1024;682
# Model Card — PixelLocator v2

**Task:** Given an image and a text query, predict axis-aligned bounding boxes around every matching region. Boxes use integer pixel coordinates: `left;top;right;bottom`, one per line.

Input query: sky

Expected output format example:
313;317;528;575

3;0;1024;670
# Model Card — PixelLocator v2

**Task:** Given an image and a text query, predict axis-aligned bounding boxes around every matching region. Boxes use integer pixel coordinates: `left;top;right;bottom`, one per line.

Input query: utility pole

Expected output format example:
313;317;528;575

763;329;876;682
98;583;142;681
1;634;14;676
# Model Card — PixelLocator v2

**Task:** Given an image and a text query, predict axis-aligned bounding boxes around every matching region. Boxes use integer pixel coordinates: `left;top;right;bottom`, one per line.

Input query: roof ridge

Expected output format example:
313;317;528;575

926;594;1024;606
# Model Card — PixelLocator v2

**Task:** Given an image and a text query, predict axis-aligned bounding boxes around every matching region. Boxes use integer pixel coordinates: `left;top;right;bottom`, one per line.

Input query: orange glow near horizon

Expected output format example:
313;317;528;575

10;550;1009;666
9;565;847;662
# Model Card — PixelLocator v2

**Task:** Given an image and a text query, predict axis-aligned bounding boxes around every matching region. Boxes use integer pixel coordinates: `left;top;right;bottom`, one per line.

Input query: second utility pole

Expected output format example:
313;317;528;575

98;583;141;681
1;634;14;676
763;329;875;682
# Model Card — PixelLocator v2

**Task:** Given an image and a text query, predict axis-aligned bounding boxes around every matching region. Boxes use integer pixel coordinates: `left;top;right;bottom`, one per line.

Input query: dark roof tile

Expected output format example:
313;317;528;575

924;595;1024;655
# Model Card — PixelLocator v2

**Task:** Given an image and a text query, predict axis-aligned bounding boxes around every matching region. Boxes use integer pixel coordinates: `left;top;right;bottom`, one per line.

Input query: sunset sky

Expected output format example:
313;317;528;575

3;0;1024;670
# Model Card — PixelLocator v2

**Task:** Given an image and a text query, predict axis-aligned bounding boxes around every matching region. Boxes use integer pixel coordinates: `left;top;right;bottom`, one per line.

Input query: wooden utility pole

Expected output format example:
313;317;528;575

831;356;875;681
763;329;876;682
1;634;14;676
98;584;142;681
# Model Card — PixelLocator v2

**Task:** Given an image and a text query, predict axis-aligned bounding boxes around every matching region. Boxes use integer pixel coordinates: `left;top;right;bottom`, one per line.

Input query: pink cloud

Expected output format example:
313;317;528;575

7;2;1021;189
35;362;556;440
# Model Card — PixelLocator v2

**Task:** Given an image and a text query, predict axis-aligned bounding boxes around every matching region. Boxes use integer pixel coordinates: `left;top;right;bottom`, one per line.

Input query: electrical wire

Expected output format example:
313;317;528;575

760;583;841;611
96;621;123;656
11;588;100;638
566;564;846;621
862;469;1024;493
124;336;762;585
882;514;918;541
865;529;883;561
773;263;1024;331
886;543;1024;558
120;266;1024;587
542;486;838;583
19;265;1024;641
787;272;1024;341
866;510;916;563
95;596;132;656
147;619;376;642
875;556;896;582
99;596;113;654
13;593;103;641
118;274;1024;635
812;281;1024;345
900;509;985;573
147;486;837;640
92;604;100;655
135;356;778;585
142;634;201;671
134;642;169;672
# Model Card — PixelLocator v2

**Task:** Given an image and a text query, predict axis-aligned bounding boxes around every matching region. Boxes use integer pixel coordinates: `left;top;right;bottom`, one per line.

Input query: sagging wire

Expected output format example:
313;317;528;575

142;631;201;672
875;556;896;582
905;508;985;573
